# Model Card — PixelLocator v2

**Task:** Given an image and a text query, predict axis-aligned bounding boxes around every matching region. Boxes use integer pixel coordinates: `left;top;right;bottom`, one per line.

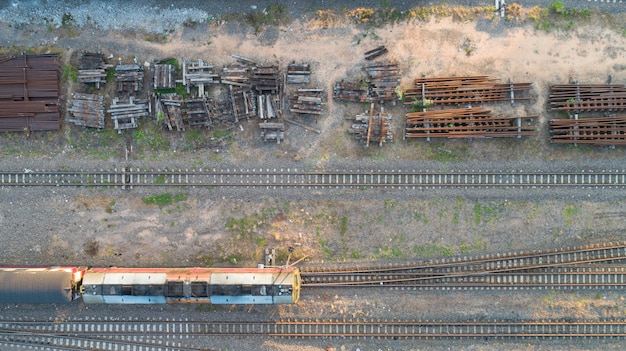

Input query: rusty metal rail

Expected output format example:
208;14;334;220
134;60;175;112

403;76;532;105
550;115;626;145
405;107;537;139
549;83;626;112
0;54;60;132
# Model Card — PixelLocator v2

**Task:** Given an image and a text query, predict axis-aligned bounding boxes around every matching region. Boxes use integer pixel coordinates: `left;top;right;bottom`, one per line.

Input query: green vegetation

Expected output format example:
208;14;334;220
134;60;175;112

65;127;124;160
133;121;170;153
473;202;500;225
142;193;187;208
339;215;348;236
563;204;579;225
61;13;75;27
227;4;291;32
62;64;78;83
154;82;188;97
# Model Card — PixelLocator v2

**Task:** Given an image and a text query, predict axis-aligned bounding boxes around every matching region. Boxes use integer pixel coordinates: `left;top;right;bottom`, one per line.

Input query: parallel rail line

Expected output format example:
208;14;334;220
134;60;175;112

301;243;626;289
3;319;626;340
1;169;625;188
301;242;626;275
303;266;626;289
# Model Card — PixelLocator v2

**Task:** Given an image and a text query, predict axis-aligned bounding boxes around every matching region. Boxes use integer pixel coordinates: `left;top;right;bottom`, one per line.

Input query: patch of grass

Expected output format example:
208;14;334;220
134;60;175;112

61;13;75;27
413;243;454;258
62;64;78;83
339;215;348;236
473;202;499;225
563;204;579;225
154;82;188;97
133;121;170;152
84;239;100;256
212;129;232;140
142;193;187;208
154;174;165;184
241;4;291;31
413;211;429;224
377;246;403;258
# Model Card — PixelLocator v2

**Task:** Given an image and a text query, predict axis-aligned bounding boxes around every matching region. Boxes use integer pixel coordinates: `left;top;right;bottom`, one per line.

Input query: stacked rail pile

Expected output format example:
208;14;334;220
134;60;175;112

289;89;323;116
349;103;393;147
550;116;626;145
182;59;219;96
405;107;537;139
549;84;626;112
403;76;532;105
364;45;388;61
333;81;368;102
153;63;176;89
251;65;279;93
221;65;250;87
0;54;60;132
115;64;143;92
67;93;105;128
286;63;310;84
184;98;211;127
549;84;626;145
365;62;401;102
108;97;149;133
259;122;284;143
77;53;106;88
155;96;184;131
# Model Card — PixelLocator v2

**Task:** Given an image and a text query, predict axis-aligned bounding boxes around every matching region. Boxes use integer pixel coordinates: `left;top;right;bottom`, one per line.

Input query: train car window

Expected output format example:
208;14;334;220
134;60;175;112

121;285;132;295
191;282;208;297
241;284;252;295
166;281;185;297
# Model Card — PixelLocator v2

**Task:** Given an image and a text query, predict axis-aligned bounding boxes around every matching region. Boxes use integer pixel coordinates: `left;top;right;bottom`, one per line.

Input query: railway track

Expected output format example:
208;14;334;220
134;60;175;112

2;318;626;347
1;168;625;188
301;242;626;289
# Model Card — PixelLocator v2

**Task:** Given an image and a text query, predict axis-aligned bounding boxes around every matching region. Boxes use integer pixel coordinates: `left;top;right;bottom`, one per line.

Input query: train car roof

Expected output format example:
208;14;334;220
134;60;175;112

0;270;73;304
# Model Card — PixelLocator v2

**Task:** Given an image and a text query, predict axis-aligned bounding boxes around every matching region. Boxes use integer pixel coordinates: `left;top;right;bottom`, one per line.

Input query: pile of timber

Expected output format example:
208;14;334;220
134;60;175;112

349;103;393;147
404;107;537;139
115;64;144;92
222;65;250;87
108;96;149;133
257;94;280;119
364;45;388;61
259;122;284;144
183;59;219;96
365;62;401;102
403;76;532;105
67;93;105;128
155;95;184;131
289;89;323;115
184;98;212;127
77;53;106;88
0;54;60;132
153;63;176;89
286;63;310;84
550;116;626;146
334;81;368;102
229;85;255;122
549;83;626;112
251;65;279;93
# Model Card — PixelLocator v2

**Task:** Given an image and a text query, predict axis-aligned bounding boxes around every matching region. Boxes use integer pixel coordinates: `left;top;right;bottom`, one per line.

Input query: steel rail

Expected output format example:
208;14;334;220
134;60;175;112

3;319;626;339
0;332;204;351
1;169;625;188
301;267;626;289
301;242;626;274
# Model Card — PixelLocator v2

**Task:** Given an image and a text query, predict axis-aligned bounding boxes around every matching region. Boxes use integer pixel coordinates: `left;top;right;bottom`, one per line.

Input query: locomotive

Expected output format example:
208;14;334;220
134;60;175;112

0;266;300;305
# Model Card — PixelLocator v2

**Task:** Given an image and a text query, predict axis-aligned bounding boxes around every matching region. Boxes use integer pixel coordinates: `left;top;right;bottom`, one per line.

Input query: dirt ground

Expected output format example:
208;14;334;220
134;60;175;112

2;5;626;351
